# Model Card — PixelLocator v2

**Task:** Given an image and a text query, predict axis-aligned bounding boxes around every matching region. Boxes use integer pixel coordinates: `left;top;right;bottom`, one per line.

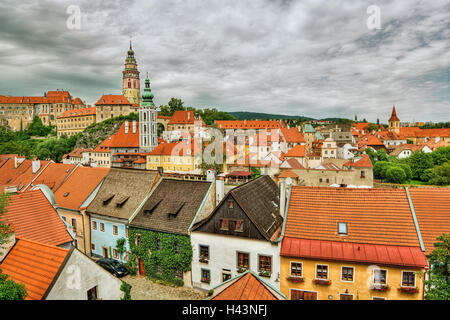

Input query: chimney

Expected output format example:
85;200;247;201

124;121;129;134
0;226;15;263
14;156;25;169
279;180;286;217
216;179;225;204
32;158;40;174
132;120;137;134
187;112;191;120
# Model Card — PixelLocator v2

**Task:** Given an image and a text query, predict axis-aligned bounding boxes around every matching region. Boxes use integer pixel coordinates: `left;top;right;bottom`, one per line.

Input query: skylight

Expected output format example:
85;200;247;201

338;222;348;235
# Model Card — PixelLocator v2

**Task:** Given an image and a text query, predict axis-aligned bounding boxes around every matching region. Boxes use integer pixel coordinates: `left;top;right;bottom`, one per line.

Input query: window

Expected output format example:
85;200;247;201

220;219;230;230
402;271;416;287
201;269;211;283
136;234;142;246
374;269;387;285
71;218;77;234
319;178;323;183
237;252;249;269
156;238;161;250
258;255;272;273
291;262;303;277
113;249;118;259
342;266;354;281
100;223;105;232
340;294;353;300
338;222;348;235
290;289;317;300
174;270;183;280
361;170;366;178
125;228;129;238
316;265;328;279
200;245;209;259
87;286;98;300
156;264;162;275
91;243;95;251
234;220;244;232
112;225;118;236
228;200;234;209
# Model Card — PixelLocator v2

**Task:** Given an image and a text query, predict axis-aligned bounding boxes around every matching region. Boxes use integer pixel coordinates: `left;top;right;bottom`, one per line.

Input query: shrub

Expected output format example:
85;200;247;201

385;166;407;184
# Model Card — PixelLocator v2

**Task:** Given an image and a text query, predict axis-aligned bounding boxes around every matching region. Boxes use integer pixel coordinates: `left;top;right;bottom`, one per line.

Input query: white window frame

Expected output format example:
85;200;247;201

401;270;416;288
341;265;355;283
315;264;329;280
290;261;303;277
112;224;118;236
373;268;388;285
338;222;348;235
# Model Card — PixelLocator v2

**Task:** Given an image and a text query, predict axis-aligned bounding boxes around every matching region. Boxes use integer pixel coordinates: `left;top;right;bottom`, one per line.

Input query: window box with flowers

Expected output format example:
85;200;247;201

258;270;271;278
398;286;419;294
370;284;390;292
313;279;332;286
201;277;211;284
199;256;209;263
286;276;304;283
237;267;248;273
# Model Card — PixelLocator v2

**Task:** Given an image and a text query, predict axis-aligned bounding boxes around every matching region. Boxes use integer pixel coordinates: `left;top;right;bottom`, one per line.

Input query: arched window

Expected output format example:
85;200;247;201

128;80;131;88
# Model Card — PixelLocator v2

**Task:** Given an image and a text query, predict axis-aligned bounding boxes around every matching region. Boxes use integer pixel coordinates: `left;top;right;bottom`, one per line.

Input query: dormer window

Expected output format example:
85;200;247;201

338;222;348;235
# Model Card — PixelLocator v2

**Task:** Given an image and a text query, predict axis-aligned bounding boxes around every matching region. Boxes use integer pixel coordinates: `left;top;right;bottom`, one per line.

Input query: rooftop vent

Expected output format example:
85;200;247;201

63;192;70;197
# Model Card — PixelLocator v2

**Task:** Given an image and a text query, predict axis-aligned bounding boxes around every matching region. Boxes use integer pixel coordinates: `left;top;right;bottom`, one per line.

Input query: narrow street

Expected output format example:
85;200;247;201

122;275;208;300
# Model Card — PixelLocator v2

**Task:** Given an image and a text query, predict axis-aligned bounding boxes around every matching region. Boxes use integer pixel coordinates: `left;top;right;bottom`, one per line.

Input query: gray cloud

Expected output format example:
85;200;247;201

0;0;449;122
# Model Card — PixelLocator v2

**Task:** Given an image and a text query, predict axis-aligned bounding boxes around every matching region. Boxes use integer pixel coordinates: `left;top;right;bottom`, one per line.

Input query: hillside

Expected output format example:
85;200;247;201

229;111;314;121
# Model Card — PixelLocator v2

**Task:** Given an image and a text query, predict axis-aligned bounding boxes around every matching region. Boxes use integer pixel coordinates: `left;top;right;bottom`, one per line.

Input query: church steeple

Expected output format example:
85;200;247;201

141;73;155;107
388;105;400;133
122;41;140;105
139;72;157;152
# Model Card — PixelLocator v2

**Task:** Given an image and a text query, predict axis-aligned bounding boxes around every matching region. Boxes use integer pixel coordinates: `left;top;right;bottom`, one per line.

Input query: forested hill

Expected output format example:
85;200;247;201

229;111;314;121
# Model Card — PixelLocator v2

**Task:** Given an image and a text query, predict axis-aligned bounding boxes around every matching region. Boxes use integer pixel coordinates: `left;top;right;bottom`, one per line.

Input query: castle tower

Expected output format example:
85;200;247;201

139;73;158;152
122;41;141;105
388;106;400;134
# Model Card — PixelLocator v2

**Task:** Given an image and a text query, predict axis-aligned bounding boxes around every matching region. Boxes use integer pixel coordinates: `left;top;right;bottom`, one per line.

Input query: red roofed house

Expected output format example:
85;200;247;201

284;145;307;167
0;238;123;300
56;106;97;138
95;94;137;122
209;270;286;300
388;106;401;134
167;110;205;133
280;186;435;300
53;166;109;255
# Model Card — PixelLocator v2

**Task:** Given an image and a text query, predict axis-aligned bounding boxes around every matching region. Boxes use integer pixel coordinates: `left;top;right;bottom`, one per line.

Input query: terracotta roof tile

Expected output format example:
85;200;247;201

0;238;69;300
389;106;400;122
285;187;421;247
53;166;109;210
212;272;279;300
95;94;131;105
58;107;96;119
281;237;428;268
279;170;299;178
285;145;306;158
409;188;450;255
281;127;306;143
27;163;76;192
168;110;204;125
109;121;139;148
3;189;73;246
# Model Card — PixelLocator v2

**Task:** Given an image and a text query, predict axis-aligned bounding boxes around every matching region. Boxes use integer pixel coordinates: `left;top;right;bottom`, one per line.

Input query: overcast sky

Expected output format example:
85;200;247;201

0;0;449;122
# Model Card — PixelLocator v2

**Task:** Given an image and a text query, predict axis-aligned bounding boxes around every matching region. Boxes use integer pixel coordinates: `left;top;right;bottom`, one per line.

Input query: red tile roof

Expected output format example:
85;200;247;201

215;120;283;130
95;94;131;105
0;238;69;300
68;148;92;158
354;122;371;132
58;107;96;119
0;91;83;105
281;237;428;268
281;127;306;143
285;145;306;158
0;159;51;192
409;188;450;255
3;189;73;246
284;158;305;169
53;166;109;210
343;154;373;168
279;170;299;178
93;137;113;153
285;187;421;247
168;110;203;125
109;121;139;148
27;163;76;192
212;272;280;300
149;141;195;156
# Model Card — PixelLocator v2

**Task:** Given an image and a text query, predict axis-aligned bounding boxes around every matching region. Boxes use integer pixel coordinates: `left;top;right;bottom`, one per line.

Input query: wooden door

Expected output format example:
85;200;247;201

291;289;317;300
138;258;146;276
102;247;108;258
340;294;353;300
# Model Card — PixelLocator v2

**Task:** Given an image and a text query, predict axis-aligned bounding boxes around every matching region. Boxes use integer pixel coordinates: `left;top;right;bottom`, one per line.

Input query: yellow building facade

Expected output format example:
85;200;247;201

280;257;425;300
57;107;97;137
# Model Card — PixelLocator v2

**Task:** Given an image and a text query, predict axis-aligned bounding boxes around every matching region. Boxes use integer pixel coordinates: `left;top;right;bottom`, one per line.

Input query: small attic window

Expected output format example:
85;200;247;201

338;222;348;235
102;194;115;205
65;169;70;173
116;196;130;208
63;192;70;197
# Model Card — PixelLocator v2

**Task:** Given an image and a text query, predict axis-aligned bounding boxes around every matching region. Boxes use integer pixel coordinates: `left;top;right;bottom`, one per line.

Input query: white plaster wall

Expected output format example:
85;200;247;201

191;232;281;290
45;249;123;300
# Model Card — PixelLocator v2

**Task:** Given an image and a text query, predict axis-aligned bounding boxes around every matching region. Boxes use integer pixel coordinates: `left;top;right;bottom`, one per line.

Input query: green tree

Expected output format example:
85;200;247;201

115;238;127;261
0;193;11;250
424;163;450;186
407;151;434;180
26;116;54;137
425;234;450;300
385;166;407;184
373;161;390;180
431;146;450;166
